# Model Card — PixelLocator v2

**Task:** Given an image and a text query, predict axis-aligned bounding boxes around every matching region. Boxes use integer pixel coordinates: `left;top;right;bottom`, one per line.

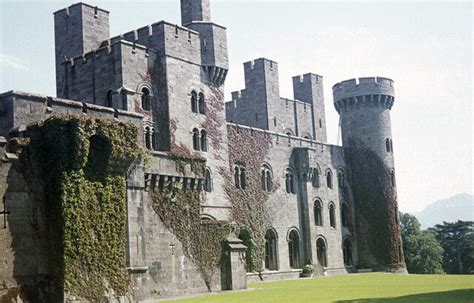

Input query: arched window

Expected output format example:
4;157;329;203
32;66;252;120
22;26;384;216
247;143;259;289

141;88;151;111
390;169;396;187
390;139;394;153
341;202;349;228
198;92;205;114
144;127;151;150
204;168;212;192
191;91;198;113
338;169;345;189
316;238;327;267
311;168;320;188
326;169;333;189
260;164;273;192
200;130;208;152
314;199;323;226
151;128;157;150
192;128;200;151
288;230;301;269
121;90;128;110
234;164;246;189
285;168;296;194
343;238;353;266
106;90;113;108
265;229;278;270
238;229;254;272
329;203;336;228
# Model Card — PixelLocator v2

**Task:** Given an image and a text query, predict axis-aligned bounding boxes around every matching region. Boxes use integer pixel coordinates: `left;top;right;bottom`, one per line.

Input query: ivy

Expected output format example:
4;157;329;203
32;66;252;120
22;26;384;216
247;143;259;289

346;139;405;271
219;126;276;273
149;179;231;292
11;115;141;301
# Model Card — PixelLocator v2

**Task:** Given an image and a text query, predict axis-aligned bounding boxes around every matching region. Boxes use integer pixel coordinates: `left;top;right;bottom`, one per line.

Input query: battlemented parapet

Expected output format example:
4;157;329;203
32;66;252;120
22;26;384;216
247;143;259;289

333;77;395;114
226;59;328;142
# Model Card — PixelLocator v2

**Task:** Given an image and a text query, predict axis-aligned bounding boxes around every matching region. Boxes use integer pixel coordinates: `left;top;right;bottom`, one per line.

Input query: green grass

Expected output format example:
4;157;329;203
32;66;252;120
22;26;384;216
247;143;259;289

162;273;474;303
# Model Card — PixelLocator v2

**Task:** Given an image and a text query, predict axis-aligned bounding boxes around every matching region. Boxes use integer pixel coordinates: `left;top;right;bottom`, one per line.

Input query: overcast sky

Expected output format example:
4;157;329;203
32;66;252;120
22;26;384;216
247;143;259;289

0;0;472;213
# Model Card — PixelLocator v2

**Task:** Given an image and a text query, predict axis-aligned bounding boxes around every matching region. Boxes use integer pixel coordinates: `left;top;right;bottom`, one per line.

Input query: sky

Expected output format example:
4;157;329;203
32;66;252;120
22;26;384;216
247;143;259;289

0;0;472;213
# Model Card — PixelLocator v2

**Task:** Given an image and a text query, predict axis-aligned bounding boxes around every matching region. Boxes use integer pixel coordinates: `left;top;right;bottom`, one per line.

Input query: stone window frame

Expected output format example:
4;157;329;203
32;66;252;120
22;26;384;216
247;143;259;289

310;165;321;189
340;201;349;228
316;236;328;267
284;166;296;194
287;227;302;269
191;90;198;113
204;167;213;192
337;168;345;189
264;228;279;271
260;163;273;192
314;198;323;226
390;168;396;187
342;236;353;266
234;162;246;190
328;201;337;229
326;169;333;189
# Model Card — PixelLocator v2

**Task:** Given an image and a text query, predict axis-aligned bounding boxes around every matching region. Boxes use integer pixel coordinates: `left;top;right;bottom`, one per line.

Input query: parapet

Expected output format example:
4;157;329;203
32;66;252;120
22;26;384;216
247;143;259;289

53;2;109;16
243;58;277;72
332;77;394;102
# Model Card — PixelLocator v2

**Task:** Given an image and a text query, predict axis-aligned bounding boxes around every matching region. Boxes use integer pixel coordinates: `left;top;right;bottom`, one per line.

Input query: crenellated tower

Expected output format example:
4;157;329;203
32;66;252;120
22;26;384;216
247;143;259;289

181;0;228;86
333;77;406;272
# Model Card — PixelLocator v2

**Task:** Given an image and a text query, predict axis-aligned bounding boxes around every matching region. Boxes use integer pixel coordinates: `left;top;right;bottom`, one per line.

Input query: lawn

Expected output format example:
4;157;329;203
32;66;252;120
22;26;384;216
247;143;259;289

161;273;474;302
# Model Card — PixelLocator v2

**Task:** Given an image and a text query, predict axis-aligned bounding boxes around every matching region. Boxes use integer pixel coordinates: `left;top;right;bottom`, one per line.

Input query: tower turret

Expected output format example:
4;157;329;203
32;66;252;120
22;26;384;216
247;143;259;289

180;0;228;86
333;77;406;272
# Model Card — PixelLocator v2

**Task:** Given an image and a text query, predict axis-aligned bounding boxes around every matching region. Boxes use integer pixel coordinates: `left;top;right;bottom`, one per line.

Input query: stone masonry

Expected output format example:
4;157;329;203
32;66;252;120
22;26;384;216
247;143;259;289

0;0;406;301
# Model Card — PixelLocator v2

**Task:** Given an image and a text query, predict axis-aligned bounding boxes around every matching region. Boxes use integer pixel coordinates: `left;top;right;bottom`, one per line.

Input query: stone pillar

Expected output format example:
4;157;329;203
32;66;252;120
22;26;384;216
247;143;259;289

221;236;247;291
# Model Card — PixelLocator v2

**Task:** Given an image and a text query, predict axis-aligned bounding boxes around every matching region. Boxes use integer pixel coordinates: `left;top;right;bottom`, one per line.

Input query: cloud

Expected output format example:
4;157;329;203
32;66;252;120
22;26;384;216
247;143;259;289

0;53;28;71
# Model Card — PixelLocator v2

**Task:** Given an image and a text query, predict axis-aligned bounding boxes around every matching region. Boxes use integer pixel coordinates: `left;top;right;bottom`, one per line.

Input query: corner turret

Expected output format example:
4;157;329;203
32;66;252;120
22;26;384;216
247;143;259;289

333;77;406;273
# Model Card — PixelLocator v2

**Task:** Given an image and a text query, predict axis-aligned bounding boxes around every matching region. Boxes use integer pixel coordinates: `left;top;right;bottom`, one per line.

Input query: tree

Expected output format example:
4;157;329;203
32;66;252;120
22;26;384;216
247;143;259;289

400;212;444;274
431;220;473;274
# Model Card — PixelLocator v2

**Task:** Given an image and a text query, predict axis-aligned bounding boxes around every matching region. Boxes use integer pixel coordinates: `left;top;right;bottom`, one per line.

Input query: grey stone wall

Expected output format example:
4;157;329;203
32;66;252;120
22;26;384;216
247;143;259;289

54;3;110;98
180;0;211;26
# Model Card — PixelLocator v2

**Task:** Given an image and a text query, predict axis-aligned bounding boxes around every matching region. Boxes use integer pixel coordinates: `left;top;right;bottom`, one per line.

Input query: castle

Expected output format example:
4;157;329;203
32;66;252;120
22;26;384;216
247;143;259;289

0;0;406;301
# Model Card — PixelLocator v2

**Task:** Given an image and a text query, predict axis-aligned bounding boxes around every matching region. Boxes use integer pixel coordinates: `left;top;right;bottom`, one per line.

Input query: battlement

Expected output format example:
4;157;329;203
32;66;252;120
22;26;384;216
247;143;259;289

332;77;394;102
293;73;323;85
226;123;342;151
63;40;149;69
53;2;109;16
243;58;277;72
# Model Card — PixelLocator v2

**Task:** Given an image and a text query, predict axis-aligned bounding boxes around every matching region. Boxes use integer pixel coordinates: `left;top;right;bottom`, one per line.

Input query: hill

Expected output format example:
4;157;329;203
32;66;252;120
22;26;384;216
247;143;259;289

414;193;473;229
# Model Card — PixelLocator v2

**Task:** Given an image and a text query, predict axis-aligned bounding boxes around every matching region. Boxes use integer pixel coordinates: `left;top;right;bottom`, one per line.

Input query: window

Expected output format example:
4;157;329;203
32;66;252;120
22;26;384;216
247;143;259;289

121;90;128;110
204;168;212;192
191;91;198;113
329;203;336;228
343;238;353;266
311;168;320;188
337;169;345;189
341;203;349;227
198;92;205;114
192;128;200;150
386;138;391;152
151;128;157;150
285;168;296;194
390;139;394;153
319;119;322;128
316;238;327;267
141;88;151;111
326;169;333;189
106;90;113;108
314;199;323;226
273;117;277;127
234;164;246;189
265;229;278;270
200;130;208;152
260;164;273;192
288;230;301;269
144;127;151;150
238;229;254;272
390;169;396;187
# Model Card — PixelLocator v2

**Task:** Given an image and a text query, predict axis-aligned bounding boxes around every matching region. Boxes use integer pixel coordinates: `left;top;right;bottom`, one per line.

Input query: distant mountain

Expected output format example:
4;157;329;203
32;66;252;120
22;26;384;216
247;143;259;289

413;193;474;229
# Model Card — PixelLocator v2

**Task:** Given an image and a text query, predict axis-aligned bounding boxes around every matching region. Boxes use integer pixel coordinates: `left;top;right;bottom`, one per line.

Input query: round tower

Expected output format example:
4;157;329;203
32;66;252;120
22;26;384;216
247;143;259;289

333;77;406;272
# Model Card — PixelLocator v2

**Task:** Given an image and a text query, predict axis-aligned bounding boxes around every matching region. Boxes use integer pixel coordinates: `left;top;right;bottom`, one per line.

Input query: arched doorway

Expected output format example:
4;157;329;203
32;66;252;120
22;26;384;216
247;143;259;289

264;229;278;270
316;238;327;267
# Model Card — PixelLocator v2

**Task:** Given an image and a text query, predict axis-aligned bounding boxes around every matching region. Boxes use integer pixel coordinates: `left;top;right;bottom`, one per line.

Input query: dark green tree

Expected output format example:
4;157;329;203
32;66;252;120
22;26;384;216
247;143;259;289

400;212;444;274
431;220;473;274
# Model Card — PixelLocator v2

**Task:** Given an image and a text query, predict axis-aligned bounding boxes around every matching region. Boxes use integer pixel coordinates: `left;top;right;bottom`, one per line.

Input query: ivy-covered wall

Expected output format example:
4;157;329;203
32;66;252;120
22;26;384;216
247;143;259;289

11;115;141;301
346;139;405;271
